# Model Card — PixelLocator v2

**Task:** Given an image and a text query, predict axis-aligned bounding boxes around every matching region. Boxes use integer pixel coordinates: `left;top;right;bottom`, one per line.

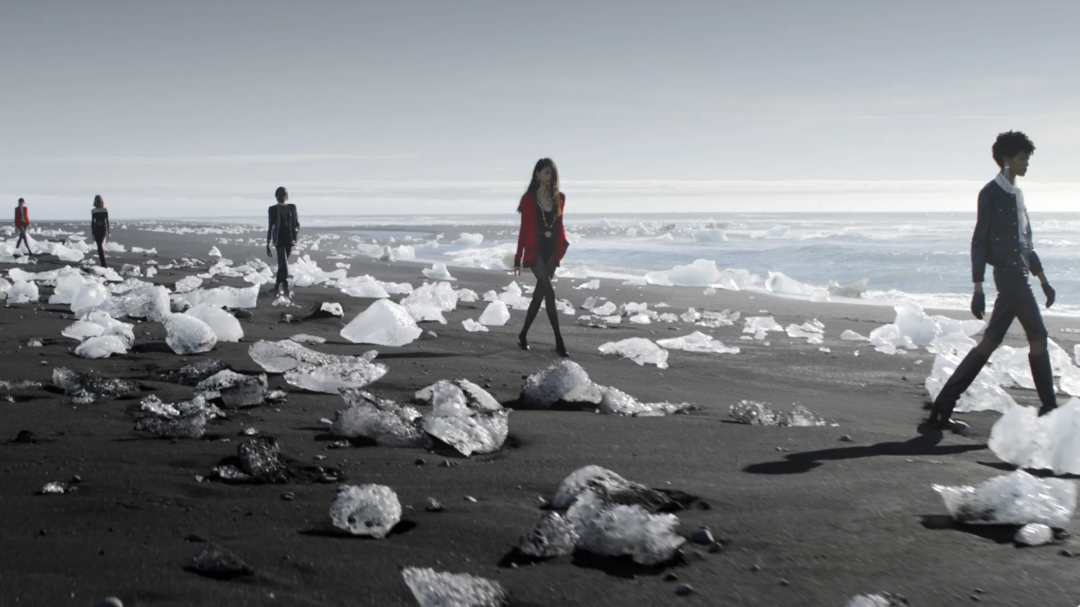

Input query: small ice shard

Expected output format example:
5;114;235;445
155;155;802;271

52;367;140;404
415;379;503;413
518;512;578;558
680;308;700;323
134;414;207;439
289;333;326;344
567;489;685;565
74;335;129;359
284;360;387;394
785;321;825;345
598;337;669;368
173;284;258;309
340;299;423;347
329;484;402;538
581;296;599;310
173;276;203;293
184;304;244;342
188;545;254;579
695;308;740;328
249;338;376;373
308;301;344;319
1015;522;1053;546
597;387;694;417
237;437;290;483
656;331;739;354
39;481;72;495
163;314;217;354
196;370;268;408
932;469;1076;528
729;401;783;425
743;316;782;340
401;567;508;607
422;262;456;281
330;389;431;448
339;275;390;298
591;301;617;316
575;279;600;290
208;246;221;257
157;359;230;385
519;360;604;409
456;288;478;303
844;593;909;607
401;281;459;322
420;409;509;457
786;403;831;427
477;301;510;326
552;465;675;511
462;318;488;332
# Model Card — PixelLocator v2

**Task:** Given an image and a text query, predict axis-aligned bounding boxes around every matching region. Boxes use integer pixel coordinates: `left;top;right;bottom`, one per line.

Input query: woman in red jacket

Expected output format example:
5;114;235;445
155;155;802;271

14;198;30;254
514;158;570;357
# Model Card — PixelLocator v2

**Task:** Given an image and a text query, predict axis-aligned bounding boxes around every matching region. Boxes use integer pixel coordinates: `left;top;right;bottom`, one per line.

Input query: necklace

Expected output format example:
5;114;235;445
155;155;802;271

536;193;556;238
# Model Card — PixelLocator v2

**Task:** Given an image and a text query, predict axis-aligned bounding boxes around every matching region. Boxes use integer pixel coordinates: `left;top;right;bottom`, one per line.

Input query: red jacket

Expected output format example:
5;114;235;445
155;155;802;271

514;191;568;268
15;206;28;228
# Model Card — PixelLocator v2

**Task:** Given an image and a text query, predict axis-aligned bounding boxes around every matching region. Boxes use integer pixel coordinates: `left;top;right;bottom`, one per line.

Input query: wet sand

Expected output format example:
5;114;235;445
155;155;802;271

2;222;1079;606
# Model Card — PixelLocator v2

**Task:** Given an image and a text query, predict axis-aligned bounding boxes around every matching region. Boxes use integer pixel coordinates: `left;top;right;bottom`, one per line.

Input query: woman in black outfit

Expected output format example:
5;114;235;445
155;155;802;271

266;186;299;297
91;195;110;267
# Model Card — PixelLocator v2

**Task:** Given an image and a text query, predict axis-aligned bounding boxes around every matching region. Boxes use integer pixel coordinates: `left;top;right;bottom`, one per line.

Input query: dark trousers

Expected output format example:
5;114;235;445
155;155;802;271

15;227;29;252
275;245;292;289
983;266;1049;343
94;234;107;267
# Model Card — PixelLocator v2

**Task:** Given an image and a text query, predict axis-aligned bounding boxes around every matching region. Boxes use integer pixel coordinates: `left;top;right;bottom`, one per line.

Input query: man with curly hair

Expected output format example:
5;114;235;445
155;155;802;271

927;130;1057;435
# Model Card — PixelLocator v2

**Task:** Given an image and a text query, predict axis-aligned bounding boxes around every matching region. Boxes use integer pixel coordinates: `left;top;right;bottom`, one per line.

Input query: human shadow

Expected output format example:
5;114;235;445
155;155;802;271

743;428;987;475
919;514;1020;545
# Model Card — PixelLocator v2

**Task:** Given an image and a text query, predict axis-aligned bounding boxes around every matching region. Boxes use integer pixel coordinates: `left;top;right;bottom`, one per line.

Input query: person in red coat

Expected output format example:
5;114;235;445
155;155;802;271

514;158;570;357
14;198;30;254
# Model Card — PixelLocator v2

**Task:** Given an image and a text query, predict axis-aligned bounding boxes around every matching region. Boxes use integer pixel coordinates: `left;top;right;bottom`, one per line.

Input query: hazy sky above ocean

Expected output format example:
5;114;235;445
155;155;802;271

1;1;1079;219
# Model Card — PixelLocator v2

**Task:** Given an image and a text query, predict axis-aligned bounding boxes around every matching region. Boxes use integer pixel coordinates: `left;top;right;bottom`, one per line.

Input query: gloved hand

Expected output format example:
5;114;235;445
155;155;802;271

971;291;985;320
1042;282;1056;308
266;244;273;258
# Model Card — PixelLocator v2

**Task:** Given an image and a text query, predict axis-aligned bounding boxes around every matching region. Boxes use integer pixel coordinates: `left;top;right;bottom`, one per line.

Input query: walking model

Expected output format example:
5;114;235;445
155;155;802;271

14;198;30;254
91;195;110;267
513;158;570;357
928;131;1057;434
266;186;299;298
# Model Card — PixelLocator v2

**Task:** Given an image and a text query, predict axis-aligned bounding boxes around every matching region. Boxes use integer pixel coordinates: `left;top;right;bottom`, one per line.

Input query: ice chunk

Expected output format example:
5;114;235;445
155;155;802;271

330;389;430;448
729;400;783;425
988;398;1080;474
680;308;701;323
786;403;831;427
462;318;488;332
72;310;136;349
597;387;694;417
289;333;326;344
340;299;423;346
567;490;684;565
518;512;578;558
48;270;89;305
74;335;129;359
828;278;869;299
591;301;617;316
552;465;672;510
840;330;869;341
786;321;825;345
575;279;600;290
338;275;390;298
871;301;984;351
478;301;510;326
1015;522;1054;546
400;281;458;323
401;567;507;607
237;437;290;483
925;351;1017;414
329;484;402;538
249;338;381;373
164;314;218;354
173;276;203;293
454;232;484;247
598;337;669;368
174;284;258;309
421;409;509;456
743;316;782;340
416;379;503;413
53;367;140;404
422;262;456;281
196;370;268;408
134;414;207;439
70;282;110;316
664;259;721;287
62;320;105;341
7;280;39;304
157;359;230;385
208;246;221;257
519;360;604;409
695;309;740;328
845;594;909;607
456;288;478;303
933;469;1076;528
284;360;387;394
656;331;739;354
185;304;244;342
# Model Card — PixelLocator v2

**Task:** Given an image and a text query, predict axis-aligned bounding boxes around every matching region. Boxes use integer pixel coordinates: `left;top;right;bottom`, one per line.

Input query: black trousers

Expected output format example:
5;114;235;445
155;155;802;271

15;227;29;252
275;245;292;288
93;229;107;267
983;266;1048;343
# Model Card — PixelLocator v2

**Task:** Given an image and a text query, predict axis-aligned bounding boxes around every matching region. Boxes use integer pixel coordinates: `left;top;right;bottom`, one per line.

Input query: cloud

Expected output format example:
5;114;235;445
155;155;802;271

1;153;419;165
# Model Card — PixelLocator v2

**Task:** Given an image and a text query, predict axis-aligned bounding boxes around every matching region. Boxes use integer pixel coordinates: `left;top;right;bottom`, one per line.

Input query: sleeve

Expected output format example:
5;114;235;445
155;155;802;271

970;189;992;283
1030;250;1044;276
291;205;300;242
558;193;568;246
514;195;529;268
267;207;276;242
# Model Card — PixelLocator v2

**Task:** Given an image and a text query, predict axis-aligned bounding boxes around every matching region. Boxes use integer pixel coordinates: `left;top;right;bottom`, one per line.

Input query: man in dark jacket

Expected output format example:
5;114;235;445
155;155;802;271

927;131;1057;434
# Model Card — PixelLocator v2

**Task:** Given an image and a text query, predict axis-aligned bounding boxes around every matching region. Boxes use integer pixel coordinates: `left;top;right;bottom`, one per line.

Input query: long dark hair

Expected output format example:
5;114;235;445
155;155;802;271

93;195;104;208
518;158;560;213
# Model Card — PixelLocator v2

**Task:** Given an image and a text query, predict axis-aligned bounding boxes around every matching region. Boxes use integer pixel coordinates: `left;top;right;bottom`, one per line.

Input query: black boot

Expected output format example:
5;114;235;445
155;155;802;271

928;348;990;434
1029;351;1057;416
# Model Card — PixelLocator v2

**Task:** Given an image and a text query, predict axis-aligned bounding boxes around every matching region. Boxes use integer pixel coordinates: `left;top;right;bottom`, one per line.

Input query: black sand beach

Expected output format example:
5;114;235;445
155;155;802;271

2;222;1079;606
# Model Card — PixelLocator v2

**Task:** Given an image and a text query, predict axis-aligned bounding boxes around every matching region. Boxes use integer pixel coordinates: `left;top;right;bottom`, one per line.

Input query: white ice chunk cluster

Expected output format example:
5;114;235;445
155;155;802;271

872;301;983;354
462;319;488;332
248;338;377;372
164;314;217;354
695;308;740;328
743;316;782;340
477;301;510;326
785;319;825;345
173;284;258;309
933;469;1076;528
421;262;456;281
7;280;39;304
48;268;89;305
497;281;530;310
841;329;870;342
75;335;129;359
520;361;603;408
331;389;430;448
338;274;390;299
567;490;684;565
184;304;244;342
415;379;507;456
988;398;1080;474
401;281;459;323
340;299;423;346
63;310;135;348
598;337;669;368
729;400;832;426
597;387;694;417
173;275;203;293
401;568;507;607
925;350;1017;414
656;331;739;355
328;484;401;538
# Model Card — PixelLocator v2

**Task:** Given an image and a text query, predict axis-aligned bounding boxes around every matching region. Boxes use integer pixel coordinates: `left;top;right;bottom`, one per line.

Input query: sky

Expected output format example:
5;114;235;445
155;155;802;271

1;0;1078;219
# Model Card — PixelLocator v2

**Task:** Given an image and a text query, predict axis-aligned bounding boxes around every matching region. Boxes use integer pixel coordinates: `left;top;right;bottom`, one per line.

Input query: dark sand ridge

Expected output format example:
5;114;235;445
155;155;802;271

2;222;1080;606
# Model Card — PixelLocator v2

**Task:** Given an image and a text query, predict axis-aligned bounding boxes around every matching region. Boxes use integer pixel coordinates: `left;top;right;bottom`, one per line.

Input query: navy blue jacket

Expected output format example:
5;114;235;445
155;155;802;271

971;179;1043;282
267;204;299;247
